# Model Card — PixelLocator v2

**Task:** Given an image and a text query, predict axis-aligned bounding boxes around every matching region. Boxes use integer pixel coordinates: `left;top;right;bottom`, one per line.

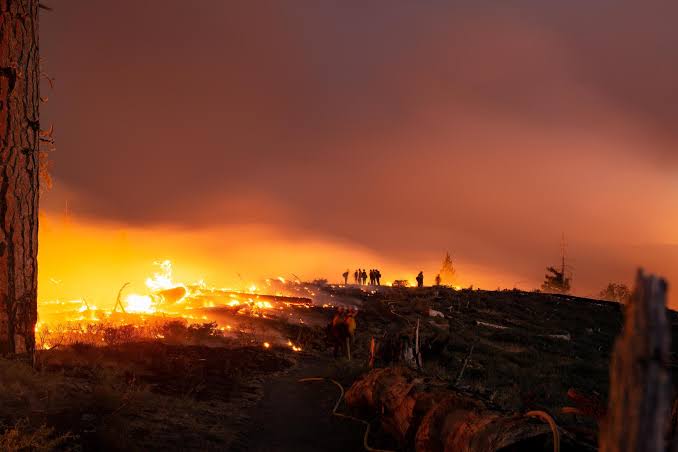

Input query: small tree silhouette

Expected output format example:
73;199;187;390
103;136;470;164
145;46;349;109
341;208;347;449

542;266;571;294
599;283;631;303
439;252;456;285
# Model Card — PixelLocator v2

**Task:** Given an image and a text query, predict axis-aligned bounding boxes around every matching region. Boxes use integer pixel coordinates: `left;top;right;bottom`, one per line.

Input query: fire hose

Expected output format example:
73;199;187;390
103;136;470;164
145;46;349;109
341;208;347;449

298;377;396;452
525;410;560;452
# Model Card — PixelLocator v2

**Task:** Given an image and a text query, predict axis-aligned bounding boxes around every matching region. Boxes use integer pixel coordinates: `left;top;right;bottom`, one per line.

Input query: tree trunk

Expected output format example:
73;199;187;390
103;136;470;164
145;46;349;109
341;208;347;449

599;270;670;452
0;0;40;357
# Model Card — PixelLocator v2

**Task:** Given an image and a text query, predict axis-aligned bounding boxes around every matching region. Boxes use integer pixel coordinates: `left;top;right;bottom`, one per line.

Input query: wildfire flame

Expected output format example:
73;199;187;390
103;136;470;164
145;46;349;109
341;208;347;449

124;294;156;313
38;260;316;351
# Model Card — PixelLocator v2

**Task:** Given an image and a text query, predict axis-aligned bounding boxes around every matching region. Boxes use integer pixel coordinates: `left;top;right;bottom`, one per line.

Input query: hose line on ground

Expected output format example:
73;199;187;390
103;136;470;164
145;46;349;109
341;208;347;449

526;410;560;452
298;377;395;452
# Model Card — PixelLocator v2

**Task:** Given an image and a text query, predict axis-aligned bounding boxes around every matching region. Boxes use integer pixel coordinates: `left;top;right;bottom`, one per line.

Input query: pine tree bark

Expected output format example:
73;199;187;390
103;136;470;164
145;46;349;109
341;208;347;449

0;0;40;356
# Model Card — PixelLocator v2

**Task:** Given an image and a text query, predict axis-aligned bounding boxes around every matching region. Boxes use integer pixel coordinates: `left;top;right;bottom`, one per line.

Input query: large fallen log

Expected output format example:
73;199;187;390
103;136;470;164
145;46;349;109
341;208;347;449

345;367;556;452
208;290;313;306
158;285;314;306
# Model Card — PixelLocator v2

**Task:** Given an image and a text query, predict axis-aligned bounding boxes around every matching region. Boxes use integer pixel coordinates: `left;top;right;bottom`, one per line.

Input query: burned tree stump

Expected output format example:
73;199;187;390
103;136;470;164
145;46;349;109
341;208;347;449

599;270;670;452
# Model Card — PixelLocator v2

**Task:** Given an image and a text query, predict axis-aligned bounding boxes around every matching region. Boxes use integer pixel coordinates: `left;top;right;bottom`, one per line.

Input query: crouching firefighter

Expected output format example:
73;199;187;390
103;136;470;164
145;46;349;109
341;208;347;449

327;306;358;360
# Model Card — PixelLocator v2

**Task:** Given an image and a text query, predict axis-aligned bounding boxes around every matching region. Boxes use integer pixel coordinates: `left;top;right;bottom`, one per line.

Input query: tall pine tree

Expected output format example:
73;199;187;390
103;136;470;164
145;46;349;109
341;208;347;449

542;234;571;294
0;0;40;356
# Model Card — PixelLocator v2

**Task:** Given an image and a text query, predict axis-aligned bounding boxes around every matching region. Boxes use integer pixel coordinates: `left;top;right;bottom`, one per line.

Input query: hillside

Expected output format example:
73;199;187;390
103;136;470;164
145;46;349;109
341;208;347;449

3;285;677;451
236;285;678;451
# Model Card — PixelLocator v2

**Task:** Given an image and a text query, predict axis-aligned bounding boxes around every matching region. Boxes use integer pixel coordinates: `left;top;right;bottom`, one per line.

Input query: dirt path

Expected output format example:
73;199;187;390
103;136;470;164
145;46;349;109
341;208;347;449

230;356;367;452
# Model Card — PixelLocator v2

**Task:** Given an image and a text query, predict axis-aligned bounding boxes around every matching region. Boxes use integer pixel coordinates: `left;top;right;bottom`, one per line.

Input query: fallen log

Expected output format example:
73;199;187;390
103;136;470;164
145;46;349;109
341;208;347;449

475;320;508;330
537;333;571;341
157;286;189;303
474;321;571;341
218;291;314;306
180;286;314;307
345;367;556;451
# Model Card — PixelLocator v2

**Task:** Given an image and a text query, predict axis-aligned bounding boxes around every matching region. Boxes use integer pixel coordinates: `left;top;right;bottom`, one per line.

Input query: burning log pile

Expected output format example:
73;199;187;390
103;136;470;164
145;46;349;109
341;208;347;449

36;261;320;352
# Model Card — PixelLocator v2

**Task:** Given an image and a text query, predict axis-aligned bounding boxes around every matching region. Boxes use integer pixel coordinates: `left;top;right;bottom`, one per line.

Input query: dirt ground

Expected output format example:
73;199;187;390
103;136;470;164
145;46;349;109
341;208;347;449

230;357;367;452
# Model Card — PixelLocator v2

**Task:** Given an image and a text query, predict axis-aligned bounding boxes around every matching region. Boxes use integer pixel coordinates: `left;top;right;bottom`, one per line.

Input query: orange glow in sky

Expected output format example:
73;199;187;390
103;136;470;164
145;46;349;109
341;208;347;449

37;212;525;314
38;2;677;311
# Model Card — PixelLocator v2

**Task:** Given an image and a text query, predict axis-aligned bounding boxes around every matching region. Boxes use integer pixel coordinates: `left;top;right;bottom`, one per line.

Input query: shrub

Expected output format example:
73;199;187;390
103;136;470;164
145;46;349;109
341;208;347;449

0;421;73;451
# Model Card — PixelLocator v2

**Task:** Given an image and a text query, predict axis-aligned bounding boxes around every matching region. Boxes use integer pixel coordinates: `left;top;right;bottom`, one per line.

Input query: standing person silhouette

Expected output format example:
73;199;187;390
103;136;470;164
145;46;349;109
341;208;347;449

354;269;359;284
342;270;349;285
416;271;424;288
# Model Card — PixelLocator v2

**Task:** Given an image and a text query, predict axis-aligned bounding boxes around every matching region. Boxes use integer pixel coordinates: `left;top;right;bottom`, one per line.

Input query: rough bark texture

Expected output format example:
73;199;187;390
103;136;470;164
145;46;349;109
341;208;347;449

0;0;39;356
600;270;670;452
345;367;553;452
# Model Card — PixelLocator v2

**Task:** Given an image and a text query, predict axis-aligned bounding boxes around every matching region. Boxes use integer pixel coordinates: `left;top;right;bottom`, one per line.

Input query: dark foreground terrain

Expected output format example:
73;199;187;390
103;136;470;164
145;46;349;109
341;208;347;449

3;286;678;451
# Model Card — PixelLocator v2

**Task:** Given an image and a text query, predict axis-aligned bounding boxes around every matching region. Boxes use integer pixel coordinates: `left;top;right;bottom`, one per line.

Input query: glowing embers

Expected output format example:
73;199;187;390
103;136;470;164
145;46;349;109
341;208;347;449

261;340;302;352
287;340;302;352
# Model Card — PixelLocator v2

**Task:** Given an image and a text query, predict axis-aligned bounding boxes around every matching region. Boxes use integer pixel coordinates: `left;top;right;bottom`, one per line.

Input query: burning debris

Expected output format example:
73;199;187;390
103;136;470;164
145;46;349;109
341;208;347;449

37;260;318;352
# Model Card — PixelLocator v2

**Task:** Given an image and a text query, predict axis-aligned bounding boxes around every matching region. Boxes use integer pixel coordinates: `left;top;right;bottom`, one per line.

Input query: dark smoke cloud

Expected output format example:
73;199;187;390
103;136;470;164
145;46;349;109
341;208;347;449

40;1;678;301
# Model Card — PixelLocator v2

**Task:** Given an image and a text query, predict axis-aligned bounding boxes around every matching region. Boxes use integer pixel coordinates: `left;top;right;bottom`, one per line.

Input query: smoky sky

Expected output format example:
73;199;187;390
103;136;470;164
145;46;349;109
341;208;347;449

40;1;678;296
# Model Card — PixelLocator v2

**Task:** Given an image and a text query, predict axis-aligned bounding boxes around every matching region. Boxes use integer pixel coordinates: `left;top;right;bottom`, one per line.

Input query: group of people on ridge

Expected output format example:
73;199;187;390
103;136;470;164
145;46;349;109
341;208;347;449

342;268;382;286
